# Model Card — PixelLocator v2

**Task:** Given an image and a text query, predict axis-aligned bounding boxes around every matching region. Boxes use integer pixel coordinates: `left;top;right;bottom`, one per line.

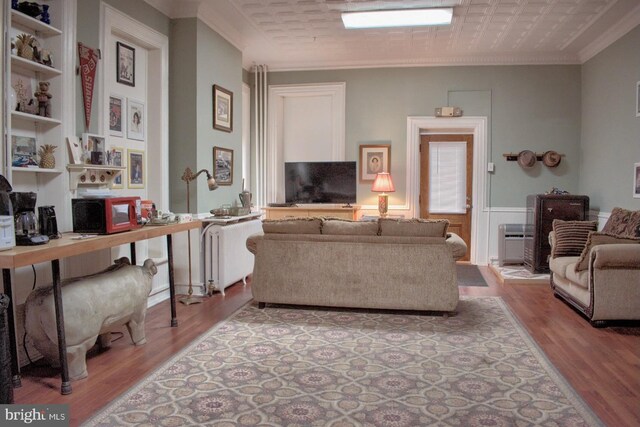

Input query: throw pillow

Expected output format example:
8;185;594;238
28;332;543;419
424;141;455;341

379;218;449;237
601;207;640;238
575;232;640;271
551;219;598;258
262;217;322;234
322;218;379;235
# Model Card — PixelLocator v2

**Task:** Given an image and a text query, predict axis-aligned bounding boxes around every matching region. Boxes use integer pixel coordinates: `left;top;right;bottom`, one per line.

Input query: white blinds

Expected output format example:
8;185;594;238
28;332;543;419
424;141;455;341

429;141;467;214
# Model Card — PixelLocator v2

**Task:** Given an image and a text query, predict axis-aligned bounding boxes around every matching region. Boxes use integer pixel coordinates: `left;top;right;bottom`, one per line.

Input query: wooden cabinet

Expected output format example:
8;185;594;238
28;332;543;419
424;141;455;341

524;194;589;273
263;206;360;220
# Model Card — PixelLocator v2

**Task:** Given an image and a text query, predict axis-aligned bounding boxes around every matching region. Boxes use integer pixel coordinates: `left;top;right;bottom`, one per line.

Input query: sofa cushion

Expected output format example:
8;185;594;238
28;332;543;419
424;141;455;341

551;220;598;258
575;232;640;272
262;217;322;234
379;218;449;237
601;207;640;237
322;218;379;235
565;266;589;289
549;256;580;279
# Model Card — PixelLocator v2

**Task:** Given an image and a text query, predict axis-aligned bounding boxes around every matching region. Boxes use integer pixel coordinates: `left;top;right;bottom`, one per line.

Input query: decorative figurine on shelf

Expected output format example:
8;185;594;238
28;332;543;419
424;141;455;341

38;144;57;169
34;81;52;118
12;78;37;114
11;0;19;11
15;33;37;61
17;1;43;19
33;44;53;67
40;4;50;24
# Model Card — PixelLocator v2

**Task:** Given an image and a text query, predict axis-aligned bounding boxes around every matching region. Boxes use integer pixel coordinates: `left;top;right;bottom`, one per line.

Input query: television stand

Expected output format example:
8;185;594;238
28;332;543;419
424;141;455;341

263;205;360;220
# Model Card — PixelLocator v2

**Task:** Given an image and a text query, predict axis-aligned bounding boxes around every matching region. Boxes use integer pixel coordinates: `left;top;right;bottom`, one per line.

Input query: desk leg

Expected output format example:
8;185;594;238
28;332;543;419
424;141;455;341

51;260;72;395
166;234;177;327
130;242;137;265
2;269;21;388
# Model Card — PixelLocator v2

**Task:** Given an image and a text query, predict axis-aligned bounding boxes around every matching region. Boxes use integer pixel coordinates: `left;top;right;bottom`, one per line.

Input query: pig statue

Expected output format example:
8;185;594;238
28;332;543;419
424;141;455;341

25;257;157;380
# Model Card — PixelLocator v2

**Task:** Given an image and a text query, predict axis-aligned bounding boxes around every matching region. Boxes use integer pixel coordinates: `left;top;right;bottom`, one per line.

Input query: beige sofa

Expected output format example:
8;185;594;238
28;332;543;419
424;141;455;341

548;208;640;326
246;217;467;313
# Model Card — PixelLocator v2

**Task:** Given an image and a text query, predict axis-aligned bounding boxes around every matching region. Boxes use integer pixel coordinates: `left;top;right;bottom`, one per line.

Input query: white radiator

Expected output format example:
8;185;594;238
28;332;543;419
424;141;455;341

498;224;526;266
202;219;263;295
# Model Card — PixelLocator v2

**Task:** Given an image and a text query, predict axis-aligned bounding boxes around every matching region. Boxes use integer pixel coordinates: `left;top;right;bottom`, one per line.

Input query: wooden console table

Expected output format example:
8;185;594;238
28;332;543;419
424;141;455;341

263;205;360;220
0;220;202;395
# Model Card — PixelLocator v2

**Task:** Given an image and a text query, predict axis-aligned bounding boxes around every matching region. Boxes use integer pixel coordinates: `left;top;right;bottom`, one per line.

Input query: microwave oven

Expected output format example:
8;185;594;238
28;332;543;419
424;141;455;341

72;197;140;234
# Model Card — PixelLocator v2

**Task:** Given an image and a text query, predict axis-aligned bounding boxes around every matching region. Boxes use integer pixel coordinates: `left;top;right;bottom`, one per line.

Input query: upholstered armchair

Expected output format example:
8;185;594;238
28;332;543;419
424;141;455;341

548;208;640;327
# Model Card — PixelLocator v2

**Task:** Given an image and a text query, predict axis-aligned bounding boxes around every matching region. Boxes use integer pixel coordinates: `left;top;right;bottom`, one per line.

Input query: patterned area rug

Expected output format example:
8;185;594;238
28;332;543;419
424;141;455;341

85;298;601;426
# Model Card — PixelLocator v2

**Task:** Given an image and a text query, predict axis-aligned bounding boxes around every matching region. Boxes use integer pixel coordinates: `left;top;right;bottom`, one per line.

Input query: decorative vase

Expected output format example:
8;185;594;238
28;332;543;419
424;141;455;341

38;145;56;169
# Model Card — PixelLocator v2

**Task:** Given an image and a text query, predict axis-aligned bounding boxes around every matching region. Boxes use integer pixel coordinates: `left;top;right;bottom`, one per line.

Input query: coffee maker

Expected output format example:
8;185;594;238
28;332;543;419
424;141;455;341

38;206;59;239
9;192;49;246
0;176;15;251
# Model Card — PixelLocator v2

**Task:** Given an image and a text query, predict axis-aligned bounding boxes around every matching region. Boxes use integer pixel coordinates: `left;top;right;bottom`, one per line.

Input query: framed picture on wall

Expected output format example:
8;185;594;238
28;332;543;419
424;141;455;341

634;162;640;199
128;149;145;189
213;146;233;185
359;144;390;182
109;147;124;189
82;133;106;165
213;85;233;132
116;42;135;87
127;99;145;141
109;95;125;137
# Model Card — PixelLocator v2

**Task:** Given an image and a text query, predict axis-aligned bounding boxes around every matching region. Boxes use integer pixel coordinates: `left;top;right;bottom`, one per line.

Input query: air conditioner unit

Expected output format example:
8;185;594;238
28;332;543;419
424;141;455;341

498;224;526;266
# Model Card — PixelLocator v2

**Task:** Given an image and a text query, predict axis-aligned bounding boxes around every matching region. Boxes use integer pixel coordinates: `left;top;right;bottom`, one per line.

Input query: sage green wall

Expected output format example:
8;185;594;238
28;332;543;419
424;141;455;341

75;0;170;136
169;18;198;213
266;65;582;207
579;25;640;212
170;17;245;213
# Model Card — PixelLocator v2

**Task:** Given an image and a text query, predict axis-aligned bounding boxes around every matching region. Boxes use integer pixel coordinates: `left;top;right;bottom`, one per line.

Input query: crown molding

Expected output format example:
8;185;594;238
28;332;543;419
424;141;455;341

578;3;640;63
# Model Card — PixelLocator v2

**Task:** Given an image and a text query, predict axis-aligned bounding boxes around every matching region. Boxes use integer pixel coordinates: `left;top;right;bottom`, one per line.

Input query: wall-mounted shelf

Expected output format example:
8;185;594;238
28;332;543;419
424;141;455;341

11;110;61;125
10;10;62;35
11;54;62;77
12;166;62;174
67;164;126;190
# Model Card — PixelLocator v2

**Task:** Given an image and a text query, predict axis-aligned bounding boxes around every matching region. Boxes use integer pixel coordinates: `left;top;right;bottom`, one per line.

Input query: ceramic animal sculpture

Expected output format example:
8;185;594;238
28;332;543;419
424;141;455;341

25;257;158;380
34;81;52;117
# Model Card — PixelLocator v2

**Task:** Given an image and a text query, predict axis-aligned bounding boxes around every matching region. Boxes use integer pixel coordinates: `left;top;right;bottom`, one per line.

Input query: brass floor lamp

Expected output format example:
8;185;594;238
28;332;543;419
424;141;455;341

180;167;218;305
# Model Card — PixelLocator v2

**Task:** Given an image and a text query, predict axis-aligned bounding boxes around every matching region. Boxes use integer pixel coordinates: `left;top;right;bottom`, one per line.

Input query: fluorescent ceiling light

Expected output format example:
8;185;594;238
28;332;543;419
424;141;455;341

342;8;453;29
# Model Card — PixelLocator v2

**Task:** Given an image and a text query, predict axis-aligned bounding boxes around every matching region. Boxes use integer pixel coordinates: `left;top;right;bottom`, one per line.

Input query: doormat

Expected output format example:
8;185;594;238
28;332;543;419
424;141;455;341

456;264;489;287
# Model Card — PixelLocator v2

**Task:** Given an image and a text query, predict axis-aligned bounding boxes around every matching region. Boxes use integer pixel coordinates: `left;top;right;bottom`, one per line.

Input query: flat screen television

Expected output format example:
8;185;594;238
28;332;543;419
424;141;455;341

285;161;356;204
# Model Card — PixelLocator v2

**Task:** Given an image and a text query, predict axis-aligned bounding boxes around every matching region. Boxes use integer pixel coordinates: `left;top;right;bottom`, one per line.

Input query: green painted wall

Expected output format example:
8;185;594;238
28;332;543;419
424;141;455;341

579;25;640;212
265;66;582;207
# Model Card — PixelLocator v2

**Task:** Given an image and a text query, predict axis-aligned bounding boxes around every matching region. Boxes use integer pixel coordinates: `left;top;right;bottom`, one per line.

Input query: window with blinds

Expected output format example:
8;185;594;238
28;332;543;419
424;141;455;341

429;141;467;214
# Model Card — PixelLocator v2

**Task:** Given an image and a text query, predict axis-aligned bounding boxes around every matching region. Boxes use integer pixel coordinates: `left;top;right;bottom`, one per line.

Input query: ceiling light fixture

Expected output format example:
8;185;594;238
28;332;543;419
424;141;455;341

341;8;453;29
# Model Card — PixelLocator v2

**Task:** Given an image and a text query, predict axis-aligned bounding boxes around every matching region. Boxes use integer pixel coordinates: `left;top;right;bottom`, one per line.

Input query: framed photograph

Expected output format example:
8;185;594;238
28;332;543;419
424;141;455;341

636;81;640;117
359;144;391;182
213;146;233;185
109;95;125;137
213;85;233;132
82;133;106;165
634;162;640;199
127;99;145;141
66;136;83;164
108;147;124;189
128;149;145;189
11;136;38;167
116;42;135;87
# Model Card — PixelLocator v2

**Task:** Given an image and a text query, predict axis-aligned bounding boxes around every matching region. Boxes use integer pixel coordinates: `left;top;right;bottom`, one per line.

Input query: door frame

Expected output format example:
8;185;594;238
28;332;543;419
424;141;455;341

406;116;489;264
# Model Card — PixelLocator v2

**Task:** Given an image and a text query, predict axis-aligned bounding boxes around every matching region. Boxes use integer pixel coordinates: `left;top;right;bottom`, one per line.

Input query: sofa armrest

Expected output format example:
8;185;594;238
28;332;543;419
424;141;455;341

591;244;640;270
446;232;468;260
246;233;263;255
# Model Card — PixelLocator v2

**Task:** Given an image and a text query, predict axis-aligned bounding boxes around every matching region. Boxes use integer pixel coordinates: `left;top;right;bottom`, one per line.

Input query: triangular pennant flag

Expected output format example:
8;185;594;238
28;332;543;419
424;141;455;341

78;43;99;130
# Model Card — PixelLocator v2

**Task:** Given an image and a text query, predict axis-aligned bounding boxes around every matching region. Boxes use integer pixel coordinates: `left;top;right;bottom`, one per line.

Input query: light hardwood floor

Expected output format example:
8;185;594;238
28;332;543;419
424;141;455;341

12;267;640;427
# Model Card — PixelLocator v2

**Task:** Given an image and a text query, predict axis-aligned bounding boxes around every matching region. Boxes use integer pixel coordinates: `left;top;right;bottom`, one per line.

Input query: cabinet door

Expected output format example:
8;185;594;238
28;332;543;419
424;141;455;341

266;209;309;220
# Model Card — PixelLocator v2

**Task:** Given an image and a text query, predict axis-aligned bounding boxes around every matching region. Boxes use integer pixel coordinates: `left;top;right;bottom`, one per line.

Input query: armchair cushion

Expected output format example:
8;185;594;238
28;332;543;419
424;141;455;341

575;232;640;272
601;207;640;237
551;220;598;258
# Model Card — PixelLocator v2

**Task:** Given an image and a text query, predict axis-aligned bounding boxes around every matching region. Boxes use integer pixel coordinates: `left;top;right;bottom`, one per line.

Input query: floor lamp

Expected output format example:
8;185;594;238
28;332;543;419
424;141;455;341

180;167;218;305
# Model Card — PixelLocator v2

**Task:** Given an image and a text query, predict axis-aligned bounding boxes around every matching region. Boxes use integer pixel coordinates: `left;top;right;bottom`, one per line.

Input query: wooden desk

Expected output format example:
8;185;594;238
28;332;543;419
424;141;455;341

263;205;360;220
0;220;201;395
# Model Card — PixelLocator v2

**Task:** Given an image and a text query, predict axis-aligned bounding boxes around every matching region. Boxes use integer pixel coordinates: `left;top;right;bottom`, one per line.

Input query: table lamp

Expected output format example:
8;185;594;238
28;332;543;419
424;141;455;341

180;167;218;305
371;172;395;217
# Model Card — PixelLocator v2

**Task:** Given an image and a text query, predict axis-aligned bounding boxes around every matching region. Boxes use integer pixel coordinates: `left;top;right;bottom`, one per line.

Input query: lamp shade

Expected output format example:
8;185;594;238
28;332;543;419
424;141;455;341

371;172;395;193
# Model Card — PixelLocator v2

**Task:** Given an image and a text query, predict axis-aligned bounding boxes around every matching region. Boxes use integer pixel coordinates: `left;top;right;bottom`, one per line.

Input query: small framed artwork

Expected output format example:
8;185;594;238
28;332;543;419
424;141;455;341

66;136;83;164
116;41;135;87
109;95;125;137
82;133;106;165
359;144;391;182
11;136;38;167
634;162;640;199
213;85;233;132
128;149;144;189
213;146;233;185
636;81;640;117
127;99;145;141
108;147;124;189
